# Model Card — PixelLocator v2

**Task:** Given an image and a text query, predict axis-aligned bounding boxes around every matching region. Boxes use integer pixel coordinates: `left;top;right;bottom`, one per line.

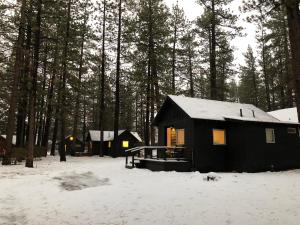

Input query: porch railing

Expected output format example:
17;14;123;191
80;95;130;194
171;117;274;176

125;146;186;168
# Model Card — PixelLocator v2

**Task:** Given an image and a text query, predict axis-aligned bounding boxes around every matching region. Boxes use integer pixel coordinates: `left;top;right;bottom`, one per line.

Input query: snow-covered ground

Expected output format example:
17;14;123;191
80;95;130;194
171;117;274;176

1;156;300;225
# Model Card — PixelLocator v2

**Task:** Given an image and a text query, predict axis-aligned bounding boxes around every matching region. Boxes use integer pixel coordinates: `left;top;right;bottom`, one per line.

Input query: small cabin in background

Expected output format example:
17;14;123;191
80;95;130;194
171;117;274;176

63;135;84;156
150;95;300;172
87;130;142;157
0;135;16;157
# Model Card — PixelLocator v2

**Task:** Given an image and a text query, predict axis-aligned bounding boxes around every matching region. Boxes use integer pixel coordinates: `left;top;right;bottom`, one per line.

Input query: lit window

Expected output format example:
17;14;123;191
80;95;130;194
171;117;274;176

213;129;226;145
288;128;296;134
69;136;74;141
122;141;129;148
176;129;185;146
108;141;111;148
266;128;275;143
167;128;177;147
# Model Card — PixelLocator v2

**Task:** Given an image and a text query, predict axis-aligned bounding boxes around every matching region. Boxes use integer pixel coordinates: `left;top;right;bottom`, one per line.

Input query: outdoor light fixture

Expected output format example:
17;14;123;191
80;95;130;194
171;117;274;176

69;136;74;141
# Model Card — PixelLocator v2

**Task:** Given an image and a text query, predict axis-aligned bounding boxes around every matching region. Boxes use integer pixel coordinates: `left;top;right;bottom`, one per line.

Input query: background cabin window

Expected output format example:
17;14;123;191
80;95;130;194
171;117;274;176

122;141;129;148
176;129;185;146
213;129;226;145
288;128;296;134
266;128;275;143
108;141;111;148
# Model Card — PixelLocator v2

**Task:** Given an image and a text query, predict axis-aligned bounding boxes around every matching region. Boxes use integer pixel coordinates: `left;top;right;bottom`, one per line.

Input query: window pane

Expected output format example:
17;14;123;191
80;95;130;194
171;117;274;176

266;129;275;143
176;129;185;146
122;141;129;148
171;128;176;146
167;128;171;147
213;129;226;145
288;128;296;134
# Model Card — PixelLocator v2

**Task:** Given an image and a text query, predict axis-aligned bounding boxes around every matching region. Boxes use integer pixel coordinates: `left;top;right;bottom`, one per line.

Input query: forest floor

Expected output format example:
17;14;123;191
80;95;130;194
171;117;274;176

1;156;300;225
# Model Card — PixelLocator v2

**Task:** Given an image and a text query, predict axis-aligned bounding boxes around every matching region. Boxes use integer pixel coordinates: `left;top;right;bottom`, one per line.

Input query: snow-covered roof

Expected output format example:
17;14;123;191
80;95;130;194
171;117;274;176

1;135;16;145
268;107;298;123
88;130;142;142
165;95;281;123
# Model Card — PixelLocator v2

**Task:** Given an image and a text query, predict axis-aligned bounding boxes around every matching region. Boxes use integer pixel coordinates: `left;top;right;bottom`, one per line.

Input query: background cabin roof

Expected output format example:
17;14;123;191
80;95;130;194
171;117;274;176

88;130;142;142
159;95;281;123
268;107;298;123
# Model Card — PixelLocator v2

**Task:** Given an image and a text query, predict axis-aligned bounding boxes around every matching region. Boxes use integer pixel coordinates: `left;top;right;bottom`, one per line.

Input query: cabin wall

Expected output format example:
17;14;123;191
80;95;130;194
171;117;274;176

105;132;140;157
192;120;228;172
231;123;300;172
156;100;193;159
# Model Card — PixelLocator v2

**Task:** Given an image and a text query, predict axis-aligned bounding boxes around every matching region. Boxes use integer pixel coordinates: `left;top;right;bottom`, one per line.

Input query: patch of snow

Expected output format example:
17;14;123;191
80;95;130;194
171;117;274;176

268;107;298;123
1;156;300;225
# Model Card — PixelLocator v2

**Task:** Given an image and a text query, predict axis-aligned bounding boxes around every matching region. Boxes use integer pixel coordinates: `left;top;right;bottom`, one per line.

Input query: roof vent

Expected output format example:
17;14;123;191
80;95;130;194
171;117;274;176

240;109;243;117
252;110;255;118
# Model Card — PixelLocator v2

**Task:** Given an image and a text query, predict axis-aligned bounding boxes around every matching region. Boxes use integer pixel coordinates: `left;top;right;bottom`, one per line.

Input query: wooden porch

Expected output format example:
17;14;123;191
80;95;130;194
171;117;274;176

125;146;192;172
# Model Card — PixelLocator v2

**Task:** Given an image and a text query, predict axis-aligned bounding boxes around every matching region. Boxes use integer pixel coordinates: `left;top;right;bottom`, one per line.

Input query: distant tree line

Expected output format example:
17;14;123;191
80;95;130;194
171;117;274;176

0;0;299;166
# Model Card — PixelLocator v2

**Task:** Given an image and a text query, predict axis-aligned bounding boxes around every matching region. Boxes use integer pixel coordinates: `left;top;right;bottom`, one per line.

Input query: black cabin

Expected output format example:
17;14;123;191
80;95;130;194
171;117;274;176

63;135;84;156
87;130;142;157
152;95;300;172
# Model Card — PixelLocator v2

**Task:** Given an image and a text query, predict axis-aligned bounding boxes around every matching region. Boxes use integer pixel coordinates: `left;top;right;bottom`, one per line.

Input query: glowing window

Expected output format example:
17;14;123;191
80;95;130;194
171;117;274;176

108;141;111;148
213;129;226;145
176;129;185;146
122;141;129;148
69;136;74;141
266;128;275;143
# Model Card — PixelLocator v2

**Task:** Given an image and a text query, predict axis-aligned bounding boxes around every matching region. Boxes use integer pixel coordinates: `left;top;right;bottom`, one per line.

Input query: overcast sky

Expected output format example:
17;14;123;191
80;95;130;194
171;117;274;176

164;0;257;67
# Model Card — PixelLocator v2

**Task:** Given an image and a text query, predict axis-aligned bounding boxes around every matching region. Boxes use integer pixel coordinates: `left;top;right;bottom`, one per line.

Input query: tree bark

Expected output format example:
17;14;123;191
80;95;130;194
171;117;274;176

188;35;194;97
171;4;178;94
3;0;26;165
26;0;42;168
113;0;122;158
59;0;72;162
42;30;59;150
36;40;48;147
99;0;106;157
73;17;86;139
286;0;300;120
210;0;217;100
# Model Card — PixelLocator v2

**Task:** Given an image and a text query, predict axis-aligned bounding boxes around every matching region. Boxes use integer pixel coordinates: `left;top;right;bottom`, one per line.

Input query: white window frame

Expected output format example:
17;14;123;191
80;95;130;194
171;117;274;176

266;128;275;144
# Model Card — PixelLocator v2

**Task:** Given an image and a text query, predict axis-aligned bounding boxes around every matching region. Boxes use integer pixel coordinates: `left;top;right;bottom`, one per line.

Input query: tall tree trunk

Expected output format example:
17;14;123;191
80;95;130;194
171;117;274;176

99;0;106;157
42;31;59;150
286;0;300;120
188;37;194;97
261;26;271;111
36;40;48;147
113;0;122;158
16;0;33;149
171;4;178;94
82;94;86;150
59;0;72;162
251;58;259;106
3;0;27;165
73;19;86;138
51;91;60;156
26;0;42;168
210;0;217;100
